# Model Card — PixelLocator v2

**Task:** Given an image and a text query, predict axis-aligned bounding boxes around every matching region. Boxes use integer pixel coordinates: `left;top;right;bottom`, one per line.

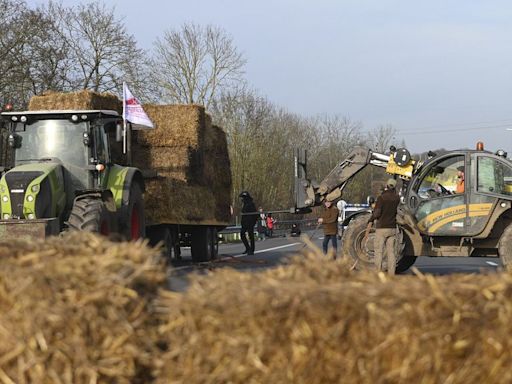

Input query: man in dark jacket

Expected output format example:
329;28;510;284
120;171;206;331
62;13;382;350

367;178;400;275
318;200;340;258
239;191;258;255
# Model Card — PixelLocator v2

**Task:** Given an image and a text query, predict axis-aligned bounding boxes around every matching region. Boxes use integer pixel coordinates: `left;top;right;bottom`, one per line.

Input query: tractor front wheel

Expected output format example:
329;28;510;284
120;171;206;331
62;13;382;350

67;198;113;236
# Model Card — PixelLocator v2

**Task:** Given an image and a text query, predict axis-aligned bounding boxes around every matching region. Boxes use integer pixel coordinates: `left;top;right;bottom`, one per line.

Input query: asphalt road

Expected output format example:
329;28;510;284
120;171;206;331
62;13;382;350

167;230;502;291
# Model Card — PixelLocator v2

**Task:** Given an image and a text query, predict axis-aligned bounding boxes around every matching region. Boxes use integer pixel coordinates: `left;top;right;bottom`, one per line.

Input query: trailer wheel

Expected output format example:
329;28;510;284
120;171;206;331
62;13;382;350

124;183;145;240
498;224;512;269
191;227;217;262
148;226;181;263
67;198;113;236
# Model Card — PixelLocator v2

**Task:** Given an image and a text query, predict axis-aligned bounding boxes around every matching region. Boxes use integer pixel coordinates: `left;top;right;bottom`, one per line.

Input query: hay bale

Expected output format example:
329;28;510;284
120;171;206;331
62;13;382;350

132;145;204;184
134;104;208;148
0;232;166;383
28;90;122;113
144;177;220;224
154;249;512;383
203;124;227;153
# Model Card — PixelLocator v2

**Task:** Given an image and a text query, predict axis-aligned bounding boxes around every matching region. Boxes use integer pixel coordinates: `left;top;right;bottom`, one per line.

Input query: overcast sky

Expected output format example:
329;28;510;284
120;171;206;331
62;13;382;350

29;0;512;153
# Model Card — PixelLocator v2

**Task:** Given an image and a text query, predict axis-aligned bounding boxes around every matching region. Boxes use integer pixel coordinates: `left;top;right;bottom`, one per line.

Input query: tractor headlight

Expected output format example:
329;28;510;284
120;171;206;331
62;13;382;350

3;214;9;220
2;195;8;202
26;195;34;202
31;184;39;193
27;213;35;220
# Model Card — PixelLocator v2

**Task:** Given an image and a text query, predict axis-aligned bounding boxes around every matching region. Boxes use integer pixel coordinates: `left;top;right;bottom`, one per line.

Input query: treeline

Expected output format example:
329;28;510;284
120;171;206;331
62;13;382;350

0;0;398;214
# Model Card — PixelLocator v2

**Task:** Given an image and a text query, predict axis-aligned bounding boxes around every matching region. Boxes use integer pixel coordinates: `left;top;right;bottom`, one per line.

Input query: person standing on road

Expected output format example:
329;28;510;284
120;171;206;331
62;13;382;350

257;207;267;241
318;200;340;258
266;213;275;238
239;191;258;255
366;178;400;275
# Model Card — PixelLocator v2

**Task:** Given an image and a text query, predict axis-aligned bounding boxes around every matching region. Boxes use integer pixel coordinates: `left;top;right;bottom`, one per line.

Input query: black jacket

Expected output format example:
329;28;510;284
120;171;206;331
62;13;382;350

241;199;258;228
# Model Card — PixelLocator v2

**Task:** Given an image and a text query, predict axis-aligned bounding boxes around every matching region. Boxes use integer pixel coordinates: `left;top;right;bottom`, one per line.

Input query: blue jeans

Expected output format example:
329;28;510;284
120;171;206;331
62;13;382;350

322;234;338;256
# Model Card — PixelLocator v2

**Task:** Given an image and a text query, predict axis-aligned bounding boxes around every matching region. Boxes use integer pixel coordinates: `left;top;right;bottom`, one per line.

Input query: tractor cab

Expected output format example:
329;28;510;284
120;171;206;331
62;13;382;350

0;110;123;222
1;110;121;179
405;148;512;237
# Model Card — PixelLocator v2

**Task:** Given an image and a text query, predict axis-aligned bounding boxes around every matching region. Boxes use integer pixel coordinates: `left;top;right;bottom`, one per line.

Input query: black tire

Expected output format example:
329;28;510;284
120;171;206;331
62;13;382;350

148;226;181;263
191;227;217;262
395;233;417;273
342;213;415;273
342;213;375;269
499;224;512;269
67;198;113;236
124;183;145;240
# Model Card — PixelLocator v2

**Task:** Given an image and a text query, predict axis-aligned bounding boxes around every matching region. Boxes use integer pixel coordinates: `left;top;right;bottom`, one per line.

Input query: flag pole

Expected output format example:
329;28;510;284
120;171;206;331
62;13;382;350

122;82;127;154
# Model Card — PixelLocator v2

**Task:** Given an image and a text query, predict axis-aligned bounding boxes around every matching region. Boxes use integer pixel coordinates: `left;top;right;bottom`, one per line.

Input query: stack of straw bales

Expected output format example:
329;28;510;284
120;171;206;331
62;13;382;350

28;91;232;225
131;104;231;225
0;232;165;383
154;249;512;383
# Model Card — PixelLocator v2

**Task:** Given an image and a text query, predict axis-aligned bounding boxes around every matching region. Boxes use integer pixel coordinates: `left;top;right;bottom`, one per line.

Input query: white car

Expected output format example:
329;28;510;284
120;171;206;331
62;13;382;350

337;201;371;238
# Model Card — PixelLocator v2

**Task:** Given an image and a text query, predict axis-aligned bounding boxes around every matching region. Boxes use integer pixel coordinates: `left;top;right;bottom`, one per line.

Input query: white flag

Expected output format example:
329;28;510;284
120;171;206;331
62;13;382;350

122;82;154;128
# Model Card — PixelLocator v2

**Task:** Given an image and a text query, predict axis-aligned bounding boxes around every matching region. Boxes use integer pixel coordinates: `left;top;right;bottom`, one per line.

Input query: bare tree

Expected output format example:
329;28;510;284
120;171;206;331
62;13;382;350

50;0;146;93
0;1;72;107
367;124;396;153
153;23;246;108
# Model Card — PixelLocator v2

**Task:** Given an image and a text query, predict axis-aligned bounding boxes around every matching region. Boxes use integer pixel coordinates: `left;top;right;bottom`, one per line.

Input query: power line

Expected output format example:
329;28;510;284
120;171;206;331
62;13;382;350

397;123;512;136
403;118;512;130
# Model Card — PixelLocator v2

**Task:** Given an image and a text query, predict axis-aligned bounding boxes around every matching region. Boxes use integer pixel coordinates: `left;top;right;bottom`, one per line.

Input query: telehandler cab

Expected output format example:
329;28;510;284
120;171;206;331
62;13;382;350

295;144;512;272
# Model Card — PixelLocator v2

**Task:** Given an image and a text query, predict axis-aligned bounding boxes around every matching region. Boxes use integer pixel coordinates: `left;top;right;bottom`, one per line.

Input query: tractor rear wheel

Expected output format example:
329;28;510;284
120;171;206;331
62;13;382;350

124;183;145;240
498;224;512;269
67;198;113;236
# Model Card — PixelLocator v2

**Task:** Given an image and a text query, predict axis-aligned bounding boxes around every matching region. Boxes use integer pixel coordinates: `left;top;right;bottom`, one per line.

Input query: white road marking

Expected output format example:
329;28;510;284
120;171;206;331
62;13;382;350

220;242;302;260
486;261;499;267
171;242;302;271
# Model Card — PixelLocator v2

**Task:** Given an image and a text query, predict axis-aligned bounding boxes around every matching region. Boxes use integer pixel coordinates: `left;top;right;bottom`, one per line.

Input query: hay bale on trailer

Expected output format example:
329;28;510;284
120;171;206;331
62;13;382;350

130;105;232;225
28;90;122;113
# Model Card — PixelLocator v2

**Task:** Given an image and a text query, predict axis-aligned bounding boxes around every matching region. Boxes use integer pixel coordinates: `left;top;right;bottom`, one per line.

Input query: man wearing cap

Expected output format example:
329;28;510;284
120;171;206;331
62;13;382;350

366;178;400;275
456;166;465;194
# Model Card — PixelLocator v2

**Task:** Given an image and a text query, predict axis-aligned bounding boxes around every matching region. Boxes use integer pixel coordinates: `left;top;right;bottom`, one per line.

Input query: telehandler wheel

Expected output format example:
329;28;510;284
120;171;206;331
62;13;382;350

498;224;512;269
342;213;415;273
124;183;145;240
191;227;217;262
342;213;375;270
67;198;114;236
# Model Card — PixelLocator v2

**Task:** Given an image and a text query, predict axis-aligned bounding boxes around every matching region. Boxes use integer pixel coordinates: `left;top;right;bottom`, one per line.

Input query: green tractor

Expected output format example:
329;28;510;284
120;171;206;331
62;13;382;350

0;110;145;239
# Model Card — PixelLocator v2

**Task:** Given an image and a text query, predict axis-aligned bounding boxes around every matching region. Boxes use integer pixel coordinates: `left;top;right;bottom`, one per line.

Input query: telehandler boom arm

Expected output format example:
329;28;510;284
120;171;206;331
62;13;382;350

294;146;414;210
